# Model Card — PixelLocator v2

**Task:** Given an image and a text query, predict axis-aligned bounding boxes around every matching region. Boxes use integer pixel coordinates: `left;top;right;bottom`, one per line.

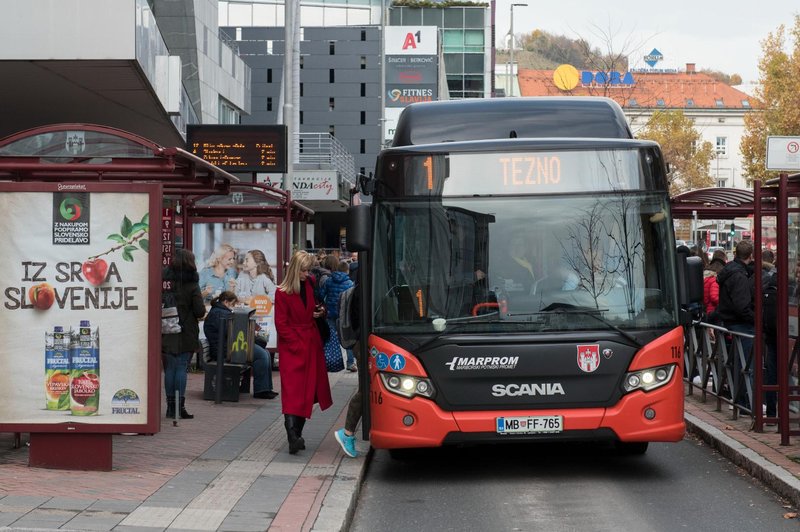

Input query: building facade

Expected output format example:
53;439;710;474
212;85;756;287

518;63;755;190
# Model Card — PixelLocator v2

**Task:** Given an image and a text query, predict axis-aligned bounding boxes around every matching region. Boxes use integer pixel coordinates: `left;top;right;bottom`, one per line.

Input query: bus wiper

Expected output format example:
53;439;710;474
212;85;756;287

540;303;642;347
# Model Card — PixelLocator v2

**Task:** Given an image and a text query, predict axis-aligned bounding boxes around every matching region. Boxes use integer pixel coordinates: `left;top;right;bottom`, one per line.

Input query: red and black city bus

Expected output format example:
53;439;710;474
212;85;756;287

347;98;698;455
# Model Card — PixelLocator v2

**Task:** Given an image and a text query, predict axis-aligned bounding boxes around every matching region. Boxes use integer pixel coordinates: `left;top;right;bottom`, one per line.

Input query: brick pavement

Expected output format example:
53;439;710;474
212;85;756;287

0;373;798;530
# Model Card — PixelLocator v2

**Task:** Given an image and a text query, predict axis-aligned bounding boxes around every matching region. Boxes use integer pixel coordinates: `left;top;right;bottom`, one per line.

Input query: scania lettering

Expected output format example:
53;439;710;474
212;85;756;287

347;97;701;457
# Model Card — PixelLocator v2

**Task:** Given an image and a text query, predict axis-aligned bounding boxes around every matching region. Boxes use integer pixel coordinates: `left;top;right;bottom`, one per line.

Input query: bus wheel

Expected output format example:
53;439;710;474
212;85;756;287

615;442;648;455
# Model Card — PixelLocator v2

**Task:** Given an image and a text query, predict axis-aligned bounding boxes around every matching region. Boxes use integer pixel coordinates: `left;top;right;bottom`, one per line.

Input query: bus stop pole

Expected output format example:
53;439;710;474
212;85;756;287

777;173;790;444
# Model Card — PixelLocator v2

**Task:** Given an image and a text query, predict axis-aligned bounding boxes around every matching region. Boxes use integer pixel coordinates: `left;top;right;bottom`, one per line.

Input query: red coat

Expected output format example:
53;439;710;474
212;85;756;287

703;273;719;315
275;280;332;418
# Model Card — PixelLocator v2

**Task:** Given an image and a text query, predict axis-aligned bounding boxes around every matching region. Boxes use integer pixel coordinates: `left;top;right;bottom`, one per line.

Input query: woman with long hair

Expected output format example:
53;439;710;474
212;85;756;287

274;251;333;454
198;244;237;302
162;248;206;419
235;249;276;299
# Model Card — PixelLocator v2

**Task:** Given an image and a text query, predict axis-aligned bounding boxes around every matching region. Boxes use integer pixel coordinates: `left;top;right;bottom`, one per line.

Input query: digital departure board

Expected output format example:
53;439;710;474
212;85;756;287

187;125;287;173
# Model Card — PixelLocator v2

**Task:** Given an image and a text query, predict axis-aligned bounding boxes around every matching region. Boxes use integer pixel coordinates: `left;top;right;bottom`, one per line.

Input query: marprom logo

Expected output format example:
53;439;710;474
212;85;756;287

445;356;519;371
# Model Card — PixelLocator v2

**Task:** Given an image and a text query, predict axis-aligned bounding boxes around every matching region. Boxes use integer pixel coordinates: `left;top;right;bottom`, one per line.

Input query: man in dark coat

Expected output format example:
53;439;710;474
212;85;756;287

715;240;755;409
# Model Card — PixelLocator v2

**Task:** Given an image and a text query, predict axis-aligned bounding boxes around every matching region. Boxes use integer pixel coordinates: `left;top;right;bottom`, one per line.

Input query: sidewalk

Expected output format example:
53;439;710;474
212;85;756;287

0;377;798;531
0;370;368;532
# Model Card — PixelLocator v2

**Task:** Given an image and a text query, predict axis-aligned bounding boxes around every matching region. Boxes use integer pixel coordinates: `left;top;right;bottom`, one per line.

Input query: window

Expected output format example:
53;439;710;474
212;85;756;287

329;69;335;83
360;167;366;177
329;125;335;137
361;29;366;41
267;97;272;112
656;99;665;107
267;68;272;83
360;111;366;125
360;83;366;97
742;99;751;108
628;98;638;107
329;42;335;55
686;98;694;107
218;98;240;124
300;56;304;69
715;137;727;155
360;139;366;154
299;111;303;124
300;83;304;97
716;178;727;188
360;56;366;70
715;98;724;108
329;97;335;111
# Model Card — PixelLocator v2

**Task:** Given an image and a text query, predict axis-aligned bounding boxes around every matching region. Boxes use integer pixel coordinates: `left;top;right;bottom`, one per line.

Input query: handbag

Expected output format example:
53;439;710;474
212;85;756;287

316;315;331;343
161;291;182;335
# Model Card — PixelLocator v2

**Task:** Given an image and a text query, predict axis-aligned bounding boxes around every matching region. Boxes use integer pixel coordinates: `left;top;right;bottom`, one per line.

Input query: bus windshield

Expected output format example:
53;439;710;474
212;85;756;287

371;153;678;334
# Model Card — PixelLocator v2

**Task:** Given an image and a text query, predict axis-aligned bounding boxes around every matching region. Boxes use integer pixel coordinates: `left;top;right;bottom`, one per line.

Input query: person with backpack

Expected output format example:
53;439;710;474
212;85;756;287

320;260;355;372
334;277;363;458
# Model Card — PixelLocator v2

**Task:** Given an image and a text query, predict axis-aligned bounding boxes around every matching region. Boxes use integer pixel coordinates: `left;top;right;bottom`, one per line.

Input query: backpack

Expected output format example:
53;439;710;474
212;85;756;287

762;271;777;335
336;286;357;349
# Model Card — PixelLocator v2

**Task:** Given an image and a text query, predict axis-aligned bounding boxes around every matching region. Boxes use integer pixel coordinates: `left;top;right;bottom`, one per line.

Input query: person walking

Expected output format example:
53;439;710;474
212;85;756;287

275;251;333;454
321;260;356;372
203;291;277;400
716;240;756;409
335;278;363;458
162;248;206;419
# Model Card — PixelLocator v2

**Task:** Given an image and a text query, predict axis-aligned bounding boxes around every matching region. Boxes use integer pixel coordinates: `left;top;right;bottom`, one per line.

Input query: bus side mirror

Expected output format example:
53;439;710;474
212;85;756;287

359;173;375;196
346;204;372;252
676;251;703;323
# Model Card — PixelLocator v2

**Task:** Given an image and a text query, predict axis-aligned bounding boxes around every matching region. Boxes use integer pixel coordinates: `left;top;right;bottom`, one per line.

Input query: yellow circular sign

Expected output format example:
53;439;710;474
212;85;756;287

553;64;580;91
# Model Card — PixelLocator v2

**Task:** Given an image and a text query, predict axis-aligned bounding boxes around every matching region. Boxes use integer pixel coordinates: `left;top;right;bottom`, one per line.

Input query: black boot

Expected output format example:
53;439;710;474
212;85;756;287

179;397;194;419
165;397;175;419
295;417;307;450
284;415;305;454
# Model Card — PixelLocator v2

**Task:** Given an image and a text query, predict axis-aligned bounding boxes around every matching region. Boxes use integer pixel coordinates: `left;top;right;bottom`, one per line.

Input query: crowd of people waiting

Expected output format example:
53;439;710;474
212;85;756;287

161;245;361;453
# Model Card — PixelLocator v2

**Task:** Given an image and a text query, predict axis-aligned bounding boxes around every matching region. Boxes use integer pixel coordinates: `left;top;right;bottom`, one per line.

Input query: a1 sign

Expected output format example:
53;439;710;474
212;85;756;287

766;136;800;170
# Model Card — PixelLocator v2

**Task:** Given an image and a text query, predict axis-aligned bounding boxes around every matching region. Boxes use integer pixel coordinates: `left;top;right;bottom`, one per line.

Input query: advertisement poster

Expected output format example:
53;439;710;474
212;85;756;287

0;189;151;425
192;221;279;349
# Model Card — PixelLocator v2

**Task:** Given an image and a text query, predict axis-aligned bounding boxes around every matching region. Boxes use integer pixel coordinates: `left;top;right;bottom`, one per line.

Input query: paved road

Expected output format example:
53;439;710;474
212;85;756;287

352;436;798;531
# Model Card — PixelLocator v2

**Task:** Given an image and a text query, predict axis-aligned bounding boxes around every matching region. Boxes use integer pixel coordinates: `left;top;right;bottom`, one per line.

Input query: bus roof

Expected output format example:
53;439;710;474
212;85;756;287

391;97;633;147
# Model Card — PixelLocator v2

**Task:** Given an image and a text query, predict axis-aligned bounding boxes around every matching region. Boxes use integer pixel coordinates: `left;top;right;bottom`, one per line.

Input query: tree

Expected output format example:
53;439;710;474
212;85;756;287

740;15;800;184
636;110;714;195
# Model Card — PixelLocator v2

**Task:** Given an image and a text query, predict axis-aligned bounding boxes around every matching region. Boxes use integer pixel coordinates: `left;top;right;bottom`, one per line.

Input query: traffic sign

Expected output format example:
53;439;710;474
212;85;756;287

766;136;800;170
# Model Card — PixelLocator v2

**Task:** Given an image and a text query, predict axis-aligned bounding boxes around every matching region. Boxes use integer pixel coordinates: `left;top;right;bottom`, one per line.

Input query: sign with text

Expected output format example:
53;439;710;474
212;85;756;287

766;136;800;171
259;171;338;200
188;125;287;173
0;183;159;431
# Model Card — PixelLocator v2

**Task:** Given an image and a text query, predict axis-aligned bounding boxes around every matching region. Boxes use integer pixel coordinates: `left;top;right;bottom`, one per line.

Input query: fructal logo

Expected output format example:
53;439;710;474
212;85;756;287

59;197;83;221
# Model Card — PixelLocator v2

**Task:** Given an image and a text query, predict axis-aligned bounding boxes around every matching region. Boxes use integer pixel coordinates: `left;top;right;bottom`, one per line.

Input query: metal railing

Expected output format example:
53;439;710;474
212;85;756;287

685;321;755;419
297;132;357;190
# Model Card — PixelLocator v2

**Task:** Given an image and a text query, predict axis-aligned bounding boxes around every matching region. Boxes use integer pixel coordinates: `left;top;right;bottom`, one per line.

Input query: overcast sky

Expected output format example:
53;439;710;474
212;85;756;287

494;1;799;83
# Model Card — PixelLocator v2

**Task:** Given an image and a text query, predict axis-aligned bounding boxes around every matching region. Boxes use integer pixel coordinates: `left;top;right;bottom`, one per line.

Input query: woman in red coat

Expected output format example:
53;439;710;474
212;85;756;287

275;250;333;454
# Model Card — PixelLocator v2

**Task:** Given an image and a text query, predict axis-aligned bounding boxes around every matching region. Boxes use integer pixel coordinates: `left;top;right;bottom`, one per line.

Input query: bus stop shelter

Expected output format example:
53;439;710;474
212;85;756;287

0;123;238;470
672;178;800;445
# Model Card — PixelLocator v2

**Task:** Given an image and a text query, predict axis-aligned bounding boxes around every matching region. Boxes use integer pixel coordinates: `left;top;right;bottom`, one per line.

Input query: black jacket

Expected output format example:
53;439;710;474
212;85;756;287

203;301;231;361
715;258;755;326
161;268;205;354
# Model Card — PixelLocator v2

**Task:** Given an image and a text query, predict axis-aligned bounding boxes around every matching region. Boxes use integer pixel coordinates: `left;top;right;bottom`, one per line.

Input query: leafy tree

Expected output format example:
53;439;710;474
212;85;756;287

700;69;742;86
741;15;800;184
636;110;714;195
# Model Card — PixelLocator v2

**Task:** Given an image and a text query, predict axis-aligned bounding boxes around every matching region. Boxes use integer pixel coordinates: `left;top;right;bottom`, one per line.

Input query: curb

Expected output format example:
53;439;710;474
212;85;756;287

685;412;800;508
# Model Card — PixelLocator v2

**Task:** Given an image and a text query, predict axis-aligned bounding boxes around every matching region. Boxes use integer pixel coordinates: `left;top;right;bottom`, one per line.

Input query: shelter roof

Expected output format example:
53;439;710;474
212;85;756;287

671;187;759;218
0;123;238;195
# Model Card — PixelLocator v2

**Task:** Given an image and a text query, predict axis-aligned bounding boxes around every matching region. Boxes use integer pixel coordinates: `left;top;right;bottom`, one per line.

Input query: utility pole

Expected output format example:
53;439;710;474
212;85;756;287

508;3;527;97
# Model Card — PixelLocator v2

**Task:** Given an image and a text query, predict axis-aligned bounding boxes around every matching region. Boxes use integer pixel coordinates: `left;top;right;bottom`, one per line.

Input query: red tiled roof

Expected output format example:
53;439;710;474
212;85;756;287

518;68;755;110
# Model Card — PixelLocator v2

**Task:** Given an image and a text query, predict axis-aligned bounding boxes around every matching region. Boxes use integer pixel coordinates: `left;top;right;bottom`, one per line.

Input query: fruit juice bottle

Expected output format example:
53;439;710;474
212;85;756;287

44;326;70;410
70;320;100;416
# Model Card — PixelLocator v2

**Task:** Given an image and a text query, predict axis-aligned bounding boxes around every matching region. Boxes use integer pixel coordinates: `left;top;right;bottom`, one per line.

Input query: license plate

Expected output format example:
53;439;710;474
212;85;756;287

496;416;563;434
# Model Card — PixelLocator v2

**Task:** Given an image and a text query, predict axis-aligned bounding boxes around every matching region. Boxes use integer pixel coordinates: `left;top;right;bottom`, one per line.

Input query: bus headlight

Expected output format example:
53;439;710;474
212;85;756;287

622;364;676;393
380;372;435;399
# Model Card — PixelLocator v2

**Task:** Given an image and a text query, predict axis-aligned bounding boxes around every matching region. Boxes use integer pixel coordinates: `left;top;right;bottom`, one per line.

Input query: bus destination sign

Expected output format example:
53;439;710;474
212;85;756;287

187;125;287;173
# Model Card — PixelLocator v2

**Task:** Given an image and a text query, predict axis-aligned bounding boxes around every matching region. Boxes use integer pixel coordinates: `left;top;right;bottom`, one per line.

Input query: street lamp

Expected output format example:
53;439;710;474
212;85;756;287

507;3;527;97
